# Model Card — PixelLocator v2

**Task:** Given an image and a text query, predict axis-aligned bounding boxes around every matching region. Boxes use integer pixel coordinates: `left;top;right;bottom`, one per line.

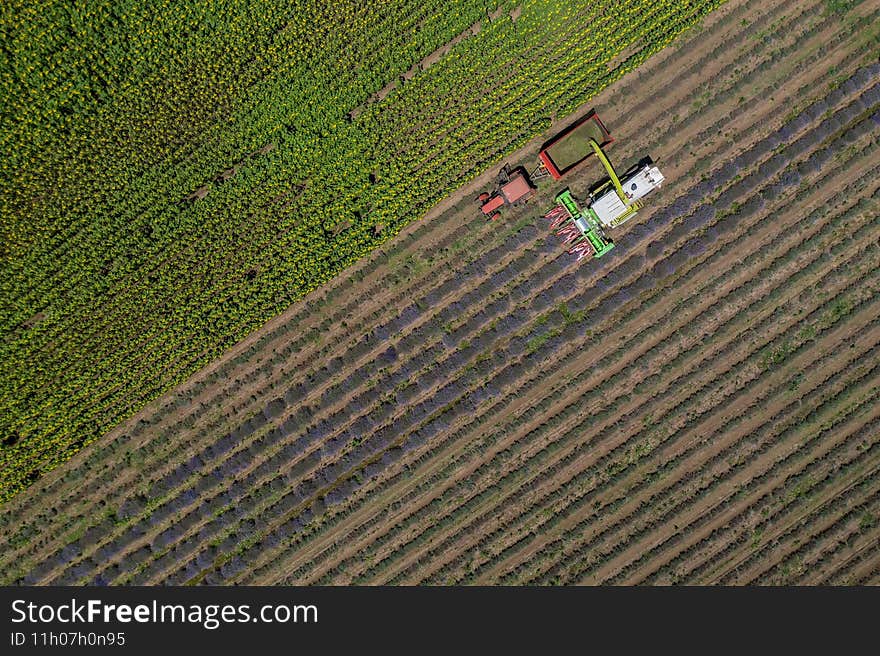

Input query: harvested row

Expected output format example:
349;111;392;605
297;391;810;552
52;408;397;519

639;386;880;584
502;236;880;580
418;262;880;584
813;522;880;585
585;325;880;584
737;461;880;585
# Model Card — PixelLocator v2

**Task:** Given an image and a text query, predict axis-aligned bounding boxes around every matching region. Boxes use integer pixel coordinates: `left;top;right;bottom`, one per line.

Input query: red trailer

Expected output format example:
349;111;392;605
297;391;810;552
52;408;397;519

537;110;613;180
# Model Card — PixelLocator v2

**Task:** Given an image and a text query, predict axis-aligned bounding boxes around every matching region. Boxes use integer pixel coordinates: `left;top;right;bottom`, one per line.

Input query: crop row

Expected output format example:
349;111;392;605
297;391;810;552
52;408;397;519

338;161;880;585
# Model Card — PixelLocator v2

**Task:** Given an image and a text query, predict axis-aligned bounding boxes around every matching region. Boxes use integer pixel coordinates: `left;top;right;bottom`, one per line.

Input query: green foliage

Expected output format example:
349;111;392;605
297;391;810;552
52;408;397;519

750;528;763;550
824;0;856;15
526;333;550;354
557;302;573;324
787;372;805;392
760;341;794;369
821;297;853;327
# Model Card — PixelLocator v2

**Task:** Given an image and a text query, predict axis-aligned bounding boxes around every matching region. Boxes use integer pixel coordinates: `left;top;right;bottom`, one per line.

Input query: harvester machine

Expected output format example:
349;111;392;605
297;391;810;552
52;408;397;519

542;188;614;260
585;139;665;229
480;109;665;263
536;109;665;229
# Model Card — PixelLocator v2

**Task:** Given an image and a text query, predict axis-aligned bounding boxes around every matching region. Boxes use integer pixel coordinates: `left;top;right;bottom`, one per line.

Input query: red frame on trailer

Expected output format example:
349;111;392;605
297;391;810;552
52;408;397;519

538;109;614;180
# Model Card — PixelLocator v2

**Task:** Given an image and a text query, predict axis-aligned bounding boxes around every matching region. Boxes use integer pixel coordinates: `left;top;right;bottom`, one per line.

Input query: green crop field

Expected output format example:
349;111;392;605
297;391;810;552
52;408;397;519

0;0;723;502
